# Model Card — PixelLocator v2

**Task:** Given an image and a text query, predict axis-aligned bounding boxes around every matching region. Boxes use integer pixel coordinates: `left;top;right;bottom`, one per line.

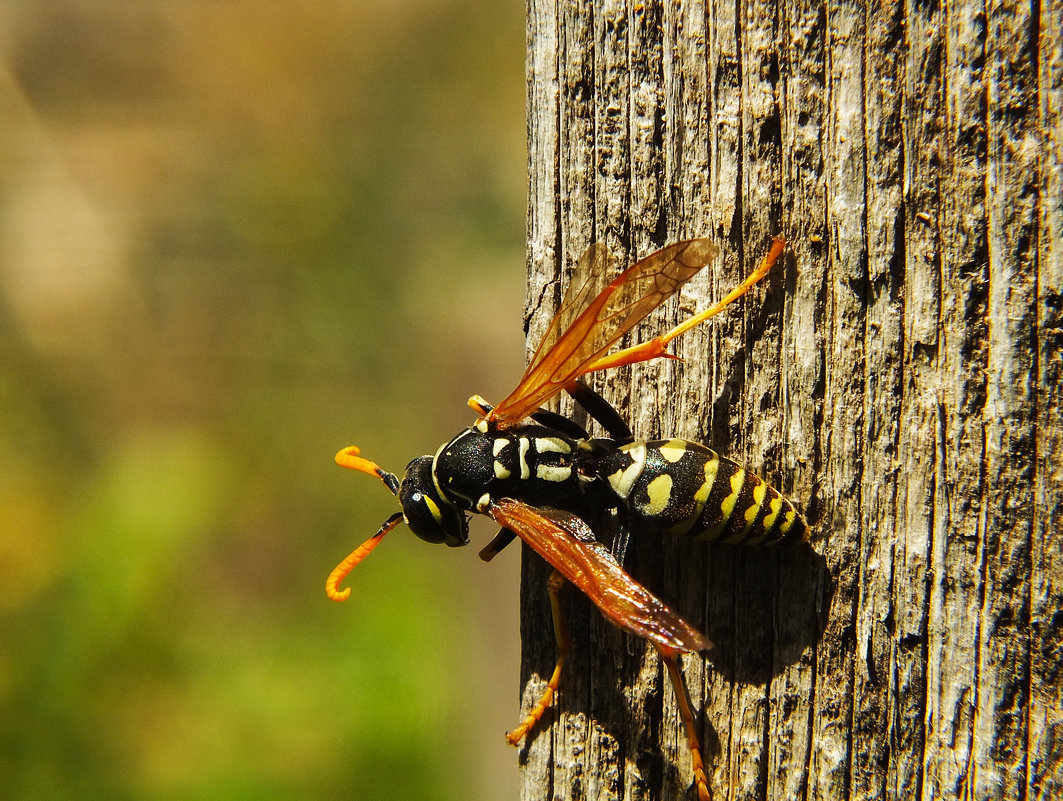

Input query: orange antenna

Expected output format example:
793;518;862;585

335;445;401;495
328;445;404;601
326;512;404;602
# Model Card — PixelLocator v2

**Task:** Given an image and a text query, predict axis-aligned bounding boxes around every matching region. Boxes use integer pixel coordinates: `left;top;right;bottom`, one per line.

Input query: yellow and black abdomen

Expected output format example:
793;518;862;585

599;439;807;546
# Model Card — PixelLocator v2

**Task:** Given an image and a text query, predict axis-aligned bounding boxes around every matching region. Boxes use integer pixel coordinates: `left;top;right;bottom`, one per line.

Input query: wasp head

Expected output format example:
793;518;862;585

327;445;468;602
397;455;469;547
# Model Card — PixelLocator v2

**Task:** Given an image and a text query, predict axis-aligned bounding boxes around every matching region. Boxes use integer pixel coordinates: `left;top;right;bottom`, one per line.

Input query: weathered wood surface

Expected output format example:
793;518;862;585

519;1;1061;799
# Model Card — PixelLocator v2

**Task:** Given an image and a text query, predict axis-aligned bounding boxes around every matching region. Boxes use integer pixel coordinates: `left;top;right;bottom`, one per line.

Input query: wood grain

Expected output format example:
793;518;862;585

519;1;1061;799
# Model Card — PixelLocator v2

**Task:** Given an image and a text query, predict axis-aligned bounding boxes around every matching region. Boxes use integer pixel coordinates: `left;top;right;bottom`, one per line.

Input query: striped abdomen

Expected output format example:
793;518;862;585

599;439;807;546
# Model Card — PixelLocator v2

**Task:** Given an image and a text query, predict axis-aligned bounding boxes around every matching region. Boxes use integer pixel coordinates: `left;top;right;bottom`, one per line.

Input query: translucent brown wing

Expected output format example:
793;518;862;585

487;498;711;653
488;239;718;427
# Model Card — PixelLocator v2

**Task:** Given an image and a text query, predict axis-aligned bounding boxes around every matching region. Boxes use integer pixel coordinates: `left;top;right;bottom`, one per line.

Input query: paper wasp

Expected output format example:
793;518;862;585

328;235;807;801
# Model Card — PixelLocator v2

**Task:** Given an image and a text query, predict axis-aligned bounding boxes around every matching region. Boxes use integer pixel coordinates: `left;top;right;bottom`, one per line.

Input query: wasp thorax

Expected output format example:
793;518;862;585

433;428;498;503
398;455;469;547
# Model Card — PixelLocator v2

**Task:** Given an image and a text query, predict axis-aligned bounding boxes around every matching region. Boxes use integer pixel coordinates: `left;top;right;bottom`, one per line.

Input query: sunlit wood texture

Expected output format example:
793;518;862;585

521;1;1061;799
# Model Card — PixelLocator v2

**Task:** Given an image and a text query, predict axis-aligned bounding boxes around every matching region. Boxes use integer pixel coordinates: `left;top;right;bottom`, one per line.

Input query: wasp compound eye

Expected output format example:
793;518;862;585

398;456;469;547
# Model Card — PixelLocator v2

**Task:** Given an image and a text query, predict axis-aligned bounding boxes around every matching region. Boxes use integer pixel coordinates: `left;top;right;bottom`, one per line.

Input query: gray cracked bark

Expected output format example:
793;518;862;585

518;1;1062;800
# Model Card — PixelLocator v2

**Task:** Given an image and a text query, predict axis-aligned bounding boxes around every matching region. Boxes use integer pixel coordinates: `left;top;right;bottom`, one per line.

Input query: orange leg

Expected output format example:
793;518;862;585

580;234;787;376
657;644;712;801
507;569;569;745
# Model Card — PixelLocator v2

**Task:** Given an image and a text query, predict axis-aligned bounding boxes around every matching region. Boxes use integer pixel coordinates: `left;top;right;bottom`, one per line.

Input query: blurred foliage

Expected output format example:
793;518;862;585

0;2;525;799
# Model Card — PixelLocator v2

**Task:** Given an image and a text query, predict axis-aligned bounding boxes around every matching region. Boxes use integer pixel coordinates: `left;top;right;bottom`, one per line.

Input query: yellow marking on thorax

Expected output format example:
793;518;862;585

430;441;448;498
517;438;531;480
535;464;572;483
492;438;511;479
535;437;572;454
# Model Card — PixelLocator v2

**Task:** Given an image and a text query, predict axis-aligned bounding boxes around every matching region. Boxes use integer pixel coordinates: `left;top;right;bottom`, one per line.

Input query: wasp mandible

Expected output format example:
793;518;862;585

328;235;807;801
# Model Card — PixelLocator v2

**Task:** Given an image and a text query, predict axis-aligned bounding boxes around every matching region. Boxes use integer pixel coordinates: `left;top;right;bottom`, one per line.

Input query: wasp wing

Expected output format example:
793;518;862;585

488;498;711;653
488;239;718;427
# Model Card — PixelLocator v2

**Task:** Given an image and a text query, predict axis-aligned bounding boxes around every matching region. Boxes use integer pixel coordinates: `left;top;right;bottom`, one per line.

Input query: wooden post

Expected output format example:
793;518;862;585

520;1;1062;799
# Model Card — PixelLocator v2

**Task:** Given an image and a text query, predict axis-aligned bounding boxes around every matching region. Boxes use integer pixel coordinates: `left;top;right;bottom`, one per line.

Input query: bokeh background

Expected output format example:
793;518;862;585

0;2;526;799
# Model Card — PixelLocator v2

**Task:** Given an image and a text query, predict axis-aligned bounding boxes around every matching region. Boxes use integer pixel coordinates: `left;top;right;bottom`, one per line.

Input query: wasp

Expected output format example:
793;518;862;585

328;234;807;801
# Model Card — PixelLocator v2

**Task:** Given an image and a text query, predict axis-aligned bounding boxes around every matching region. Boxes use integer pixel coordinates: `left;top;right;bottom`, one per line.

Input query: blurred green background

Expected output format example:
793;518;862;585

0;2;526;799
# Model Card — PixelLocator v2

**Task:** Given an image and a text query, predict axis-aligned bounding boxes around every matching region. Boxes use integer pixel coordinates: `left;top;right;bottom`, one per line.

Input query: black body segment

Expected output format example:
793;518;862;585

428;424;807;550
432;423;586;511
